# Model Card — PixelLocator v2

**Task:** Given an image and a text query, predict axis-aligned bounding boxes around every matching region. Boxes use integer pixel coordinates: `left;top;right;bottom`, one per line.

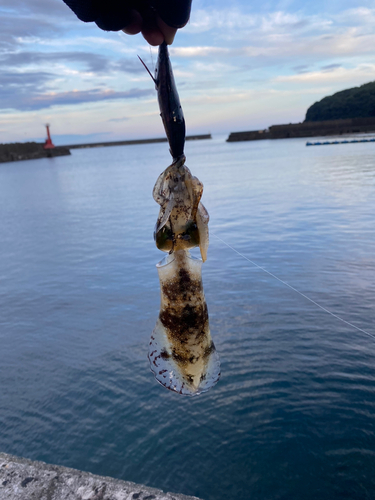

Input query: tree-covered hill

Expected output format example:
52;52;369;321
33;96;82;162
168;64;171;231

305;81;375;122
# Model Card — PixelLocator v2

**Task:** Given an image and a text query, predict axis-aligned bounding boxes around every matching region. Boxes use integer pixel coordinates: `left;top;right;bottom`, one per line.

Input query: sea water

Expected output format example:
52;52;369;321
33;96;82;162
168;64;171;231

0;136;374;500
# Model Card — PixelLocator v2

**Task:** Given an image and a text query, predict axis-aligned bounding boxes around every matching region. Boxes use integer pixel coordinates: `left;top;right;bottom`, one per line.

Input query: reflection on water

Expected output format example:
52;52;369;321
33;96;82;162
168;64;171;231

0;137;374;500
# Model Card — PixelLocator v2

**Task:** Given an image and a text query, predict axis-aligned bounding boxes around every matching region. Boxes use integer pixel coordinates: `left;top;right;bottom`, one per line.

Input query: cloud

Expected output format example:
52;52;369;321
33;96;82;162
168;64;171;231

1;0;70;16
186;9;257;33
0;69;153;111
259;11;314;33
170;46;230;58
275;64;375;85
180;7;375;66
0;70;50;87
29;88;153;109
335;7;375;28
0;0;79;52
0;50;148;80
0;40;151;113
30;88;151;110
107;117;130;122
0;45;153;112
164;7;375;76
0;70;47;110
0;15;62;50
113;58;150;74
236;29;375;63
0;51;111;73
0;71;52;109
186;8;332;36
321;64;342;72
292;65;310;73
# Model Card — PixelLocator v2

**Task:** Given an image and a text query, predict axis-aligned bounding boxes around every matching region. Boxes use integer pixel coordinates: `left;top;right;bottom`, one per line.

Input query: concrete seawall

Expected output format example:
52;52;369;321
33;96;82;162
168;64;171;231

0;143;70;163
0;135;212;165
227;117;375;142
64;134;212;150
0;452;202;500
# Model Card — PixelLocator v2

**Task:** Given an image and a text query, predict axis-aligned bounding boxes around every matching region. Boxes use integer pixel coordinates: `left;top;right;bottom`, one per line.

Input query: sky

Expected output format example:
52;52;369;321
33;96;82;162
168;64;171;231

1;0;375;144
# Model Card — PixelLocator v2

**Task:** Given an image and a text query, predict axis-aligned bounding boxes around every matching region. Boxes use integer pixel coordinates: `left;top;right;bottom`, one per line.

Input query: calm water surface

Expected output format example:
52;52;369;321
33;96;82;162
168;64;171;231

0;136;375;499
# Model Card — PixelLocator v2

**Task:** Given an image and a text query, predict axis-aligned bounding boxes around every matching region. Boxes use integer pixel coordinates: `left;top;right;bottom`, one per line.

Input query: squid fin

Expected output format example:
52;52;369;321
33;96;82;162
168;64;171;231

148;318;221;396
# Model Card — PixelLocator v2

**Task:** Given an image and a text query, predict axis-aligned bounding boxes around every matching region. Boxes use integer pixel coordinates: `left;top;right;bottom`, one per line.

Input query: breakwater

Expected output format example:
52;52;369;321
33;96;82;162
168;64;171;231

0;142;70;163
65;134;211;150
227;117;375;142
0;135;212;164
0;452;201;500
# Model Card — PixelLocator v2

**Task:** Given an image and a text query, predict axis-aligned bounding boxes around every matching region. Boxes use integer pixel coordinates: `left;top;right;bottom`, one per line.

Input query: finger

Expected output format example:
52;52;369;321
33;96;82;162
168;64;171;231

156;16;177;45
140;7;164;46
141;26;164;46
122;9;143;35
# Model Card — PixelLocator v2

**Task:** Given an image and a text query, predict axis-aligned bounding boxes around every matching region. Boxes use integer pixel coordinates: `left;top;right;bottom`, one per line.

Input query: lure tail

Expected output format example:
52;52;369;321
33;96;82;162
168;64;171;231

139;42;185;160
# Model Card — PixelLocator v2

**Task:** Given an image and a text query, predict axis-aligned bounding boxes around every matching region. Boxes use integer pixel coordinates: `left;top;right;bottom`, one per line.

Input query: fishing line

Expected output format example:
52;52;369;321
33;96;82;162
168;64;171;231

212;233;375;341
149;45;155;71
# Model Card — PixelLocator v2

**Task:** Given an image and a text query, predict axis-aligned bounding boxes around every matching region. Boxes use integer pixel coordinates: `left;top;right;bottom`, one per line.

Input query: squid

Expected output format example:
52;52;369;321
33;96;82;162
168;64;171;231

142;43;220;395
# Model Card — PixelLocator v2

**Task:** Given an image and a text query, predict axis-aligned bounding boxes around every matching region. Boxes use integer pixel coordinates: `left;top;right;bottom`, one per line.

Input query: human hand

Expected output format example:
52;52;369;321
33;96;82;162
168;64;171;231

122;11;178;46
63;0;192;45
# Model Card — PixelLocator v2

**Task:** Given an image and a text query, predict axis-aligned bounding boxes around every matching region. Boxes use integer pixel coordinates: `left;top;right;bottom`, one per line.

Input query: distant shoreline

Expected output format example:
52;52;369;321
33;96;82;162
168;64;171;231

63;133;212;150
0;134;212;164
0;142;70;164
227;117;375;142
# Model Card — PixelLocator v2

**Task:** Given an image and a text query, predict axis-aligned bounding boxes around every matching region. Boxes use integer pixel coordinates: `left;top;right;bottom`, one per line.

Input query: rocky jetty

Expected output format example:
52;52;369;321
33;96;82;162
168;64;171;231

0;142;70;164
227;80;375;142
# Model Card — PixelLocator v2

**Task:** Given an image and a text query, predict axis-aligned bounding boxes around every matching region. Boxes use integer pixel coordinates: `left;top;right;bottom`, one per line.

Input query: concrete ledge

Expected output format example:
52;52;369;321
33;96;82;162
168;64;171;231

0;452;202;500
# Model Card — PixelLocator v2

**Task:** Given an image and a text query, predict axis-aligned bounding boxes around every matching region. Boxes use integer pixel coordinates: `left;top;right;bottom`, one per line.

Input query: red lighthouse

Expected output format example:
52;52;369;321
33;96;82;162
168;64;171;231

43;124;55;149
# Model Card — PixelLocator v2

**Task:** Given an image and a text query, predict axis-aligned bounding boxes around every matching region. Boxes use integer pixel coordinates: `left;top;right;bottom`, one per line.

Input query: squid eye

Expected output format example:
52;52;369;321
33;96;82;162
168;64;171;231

181;221;199;247
155;225;174;252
